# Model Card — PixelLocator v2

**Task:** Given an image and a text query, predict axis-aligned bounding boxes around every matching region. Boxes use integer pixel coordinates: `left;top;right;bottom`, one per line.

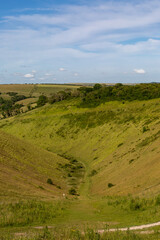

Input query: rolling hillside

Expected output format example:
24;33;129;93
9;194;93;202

1;98;160;197
0;130;70;200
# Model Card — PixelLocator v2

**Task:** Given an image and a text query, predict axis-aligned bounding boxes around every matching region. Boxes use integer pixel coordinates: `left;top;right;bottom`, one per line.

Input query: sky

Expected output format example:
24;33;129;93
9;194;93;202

0;0;160;84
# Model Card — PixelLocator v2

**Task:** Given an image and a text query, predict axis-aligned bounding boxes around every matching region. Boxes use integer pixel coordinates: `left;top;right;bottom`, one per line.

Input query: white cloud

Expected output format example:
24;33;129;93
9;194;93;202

134;69;146;74
32;70;37;73
74;73;78;76
45;73;52;76
59;67;66;72
24;73;34;78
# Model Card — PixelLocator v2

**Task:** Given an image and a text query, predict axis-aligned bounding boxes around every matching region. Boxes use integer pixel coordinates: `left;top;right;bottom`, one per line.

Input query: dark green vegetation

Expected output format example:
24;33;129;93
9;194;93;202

34;83;160;109
0;83;160;238
0;92;26;117
37;95;48;107
79;83;160;107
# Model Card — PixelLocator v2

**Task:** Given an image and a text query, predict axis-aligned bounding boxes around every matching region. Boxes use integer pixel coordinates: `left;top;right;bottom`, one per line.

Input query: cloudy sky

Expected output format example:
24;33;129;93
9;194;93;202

0;0;160;84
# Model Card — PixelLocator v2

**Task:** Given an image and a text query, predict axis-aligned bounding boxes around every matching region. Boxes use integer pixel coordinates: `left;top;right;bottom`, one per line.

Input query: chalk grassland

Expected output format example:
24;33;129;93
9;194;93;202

1;98;160;197
0;130;70;200
0;84;81;98
1;97;160;238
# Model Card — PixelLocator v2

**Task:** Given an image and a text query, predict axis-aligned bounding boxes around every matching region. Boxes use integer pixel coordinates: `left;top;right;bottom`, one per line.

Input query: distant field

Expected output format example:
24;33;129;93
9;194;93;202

16;97;38;106
0;84;34;97
33;84;81;96
0;84;81;98
38;84;80;88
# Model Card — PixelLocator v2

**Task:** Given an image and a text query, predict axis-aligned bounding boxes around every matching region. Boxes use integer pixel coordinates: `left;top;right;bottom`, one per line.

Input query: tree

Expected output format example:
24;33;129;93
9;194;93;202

69;188;77;195
93;83;102;90
37;95;48;107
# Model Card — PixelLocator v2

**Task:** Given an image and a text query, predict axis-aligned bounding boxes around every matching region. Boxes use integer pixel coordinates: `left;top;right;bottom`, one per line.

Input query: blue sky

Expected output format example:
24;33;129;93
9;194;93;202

0;0;160;84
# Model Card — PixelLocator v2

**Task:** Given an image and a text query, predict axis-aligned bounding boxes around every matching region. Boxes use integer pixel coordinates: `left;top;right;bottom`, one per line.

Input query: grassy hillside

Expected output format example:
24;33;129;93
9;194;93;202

0;130;71;200
1;97;160;237
1;98;160;197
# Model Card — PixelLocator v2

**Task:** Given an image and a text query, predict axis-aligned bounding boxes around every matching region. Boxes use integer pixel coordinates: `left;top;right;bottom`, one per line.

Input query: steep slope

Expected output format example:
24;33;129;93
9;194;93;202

0;130;69;200
1;98;160;197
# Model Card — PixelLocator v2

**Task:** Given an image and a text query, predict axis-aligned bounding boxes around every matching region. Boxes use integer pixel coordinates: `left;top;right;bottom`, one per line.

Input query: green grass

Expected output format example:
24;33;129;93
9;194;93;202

0;130;71;200
1;225;160;240
1;96;160;236
1;98;160;197
0;200;69;227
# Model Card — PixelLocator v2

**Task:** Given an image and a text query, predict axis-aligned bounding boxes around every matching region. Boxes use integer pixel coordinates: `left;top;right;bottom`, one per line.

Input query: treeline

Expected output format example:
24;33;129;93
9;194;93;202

37;83;160;108
0;92;26;118
36;89;80;107
79;83;160;107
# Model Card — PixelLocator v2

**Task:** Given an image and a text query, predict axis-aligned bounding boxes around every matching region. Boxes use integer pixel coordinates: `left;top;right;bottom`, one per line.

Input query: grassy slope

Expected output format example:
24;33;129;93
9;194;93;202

1;98;160;230
1;98;160;198
0;130;70;200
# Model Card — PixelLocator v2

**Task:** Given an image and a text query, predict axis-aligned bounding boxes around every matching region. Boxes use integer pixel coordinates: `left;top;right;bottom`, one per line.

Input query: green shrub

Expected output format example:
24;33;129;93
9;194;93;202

90;169;98;176
117;143;123;147
142;126;149;133
129;159;134;164
47;178;53;185
69;188;77;195
108;183;114;188
37;95;48;107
